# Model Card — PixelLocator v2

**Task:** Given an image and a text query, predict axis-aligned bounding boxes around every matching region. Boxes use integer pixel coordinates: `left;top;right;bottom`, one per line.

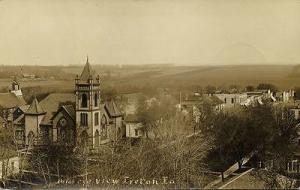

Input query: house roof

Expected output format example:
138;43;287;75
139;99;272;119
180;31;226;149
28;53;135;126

50;104;76;123
39;93;75;125
208;95;224;105
182;95;224;107
0;93;26;109
104;100;123;117
14;114;25;125
63;105;76;121
12;79;19;85
19;105;30;112
80;57;96;82
25;98;45;115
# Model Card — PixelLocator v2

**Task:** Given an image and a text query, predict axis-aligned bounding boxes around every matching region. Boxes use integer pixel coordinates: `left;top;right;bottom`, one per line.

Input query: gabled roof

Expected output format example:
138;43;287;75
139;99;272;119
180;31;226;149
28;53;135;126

25;98;45;115
19;105;30;112
39;93;75;125
80;57;96;82
14;114;25;125
209;95;225;105
40;93;75;124
12;79;19;85
104;100;123;117
63;105;76;121
0;93;26;109
50;104;76;123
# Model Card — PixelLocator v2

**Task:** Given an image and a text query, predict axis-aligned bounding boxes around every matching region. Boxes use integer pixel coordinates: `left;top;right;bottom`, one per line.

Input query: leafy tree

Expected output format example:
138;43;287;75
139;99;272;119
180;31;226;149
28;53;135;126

203;102;298;175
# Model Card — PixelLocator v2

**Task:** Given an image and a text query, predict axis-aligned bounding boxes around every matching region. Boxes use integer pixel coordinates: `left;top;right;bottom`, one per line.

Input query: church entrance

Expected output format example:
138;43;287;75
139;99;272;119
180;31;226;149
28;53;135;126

58;117;75;146
80;131;89;149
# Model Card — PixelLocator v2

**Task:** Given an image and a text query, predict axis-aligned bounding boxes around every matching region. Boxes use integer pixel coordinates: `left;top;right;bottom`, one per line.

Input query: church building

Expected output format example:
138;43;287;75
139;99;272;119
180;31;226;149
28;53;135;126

13;58;124;150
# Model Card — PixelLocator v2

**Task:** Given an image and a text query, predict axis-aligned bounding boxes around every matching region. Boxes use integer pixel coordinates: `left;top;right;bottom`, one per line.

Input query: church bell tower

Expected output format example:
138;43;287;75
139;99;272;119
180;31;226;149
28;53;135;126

75;57;101;149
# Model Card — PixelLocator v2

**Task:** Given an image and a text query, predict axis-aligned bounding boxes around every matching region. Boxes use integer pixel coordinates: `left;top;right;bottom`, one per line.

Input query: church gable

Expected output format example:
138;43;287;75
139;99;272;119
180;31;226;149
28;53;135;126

39;93;75;125
51;105;76;124
51;105;76;146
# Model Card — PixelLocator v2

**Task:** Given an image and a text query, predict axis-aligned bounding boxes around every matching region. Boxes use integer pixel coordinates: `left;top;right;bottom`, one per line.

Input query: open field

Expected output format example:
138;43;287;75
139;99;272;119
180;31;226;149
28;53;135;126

0;64;300;100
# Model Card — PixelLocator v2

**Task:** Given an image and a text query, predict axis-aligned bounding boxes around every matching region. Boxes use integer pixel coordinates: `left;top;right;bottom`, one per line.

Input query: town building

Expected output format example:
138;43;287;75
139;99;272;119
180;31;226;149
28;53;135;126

13;58;124;150
0;79;26;128
214;93;248;108
125;114;144;138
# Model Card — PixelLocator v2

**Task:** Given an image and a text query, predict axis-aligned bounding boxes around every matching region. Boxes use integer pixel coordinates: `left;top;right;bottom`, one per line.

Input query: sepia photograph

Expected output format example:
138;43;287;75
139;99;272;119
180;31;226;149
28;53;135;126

0;0;300;189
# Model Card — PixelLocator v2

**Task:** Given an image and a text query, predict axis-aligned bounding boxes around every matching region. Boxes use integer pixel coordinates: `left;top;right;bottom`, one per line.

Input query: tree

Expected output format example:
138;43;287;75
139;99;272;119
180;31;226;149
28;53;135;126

246;85;255;92
294;87;300;100
203;101;299;183
102;86;118;101
136;95;176;139
27;145;84;187
257;83;278;92
205;85;216;94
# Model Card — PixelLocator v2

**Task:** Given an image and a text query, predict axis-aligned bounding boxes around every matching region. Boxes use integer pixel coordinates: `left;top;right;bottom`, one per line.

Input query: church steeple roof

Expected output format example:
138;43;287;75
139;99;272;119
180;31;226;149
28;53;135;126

80;56;96;82
26;97;45;115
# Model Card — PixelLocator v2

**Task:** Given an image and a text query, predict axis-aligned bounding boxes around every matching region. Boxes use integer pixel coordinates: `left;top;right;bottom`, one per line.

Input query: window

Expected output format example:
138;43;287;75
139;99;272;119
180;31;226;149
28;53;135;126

224;98;227;103
15;131;24;140
11;162;14;173
231;98;234;104
95;112;99;126
80;113;88;126
135;129;138;136
288;160;298;173
94;94;98;107
101;115;107;139
81;94;88;108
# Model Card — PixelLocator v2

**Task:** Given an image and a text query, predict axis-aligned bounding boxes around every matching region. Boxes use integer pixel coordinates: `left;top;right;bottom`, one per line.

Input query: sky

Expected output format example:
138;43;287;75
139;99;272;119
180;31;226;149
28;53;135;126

0;0;299;66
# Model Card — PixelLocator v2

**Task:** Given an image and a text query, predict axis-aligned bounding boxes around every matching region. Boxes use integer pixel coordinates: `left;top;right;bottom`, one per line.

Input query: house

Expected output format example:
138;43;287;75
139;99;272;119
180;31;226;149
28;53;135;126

246;89;276;101
22;73;35;79
0;81;27;126
180;93;224;123
214;93;248;108
8;79;23;98
13;58;125;150
275;90;295;103
125;114;144;138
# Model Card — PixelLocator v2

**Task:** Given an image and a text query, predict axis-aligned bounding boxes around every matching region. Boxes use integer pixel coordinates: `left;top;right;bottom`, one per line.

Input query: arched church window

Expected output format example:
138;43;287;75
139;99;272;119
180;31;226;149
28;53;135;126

94;93;98;107
101;115;107;139
27;131;35;146
80;113;88;126
81;94;88;108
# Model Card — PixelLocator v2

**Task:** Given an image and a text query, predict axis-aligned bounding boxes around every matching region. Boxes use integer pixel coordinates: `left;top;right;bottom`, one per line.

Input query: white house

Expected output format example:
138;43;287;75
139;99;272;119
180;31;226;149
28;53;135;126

125;114;144;138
